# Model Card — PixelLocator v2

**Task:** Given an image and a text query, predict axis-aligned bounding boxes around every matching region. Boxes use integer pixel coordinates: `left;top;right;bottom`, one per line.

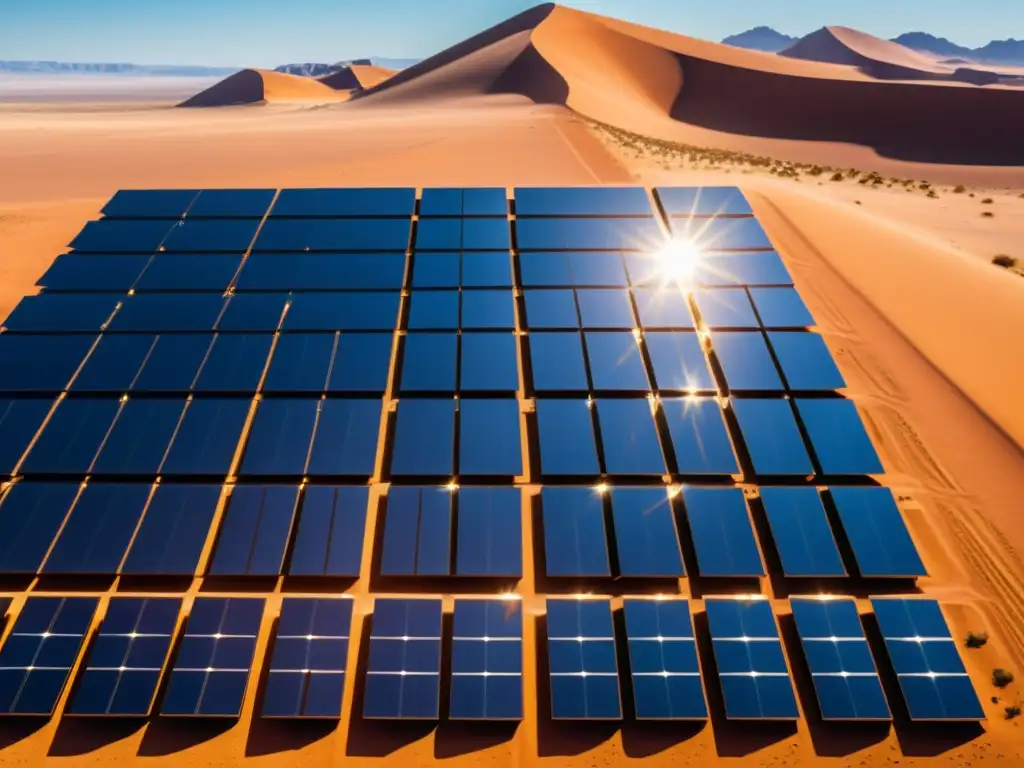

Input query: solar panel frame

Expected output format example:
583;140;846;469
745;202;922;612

450;599;524;720
545;598;622;720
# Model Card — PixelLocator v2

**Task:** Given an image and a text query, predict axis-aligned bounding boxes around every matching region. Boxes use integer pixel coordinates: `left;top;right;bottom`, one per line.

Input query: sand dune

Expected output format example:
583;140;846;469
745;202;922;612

318;64;397;91
179;68;347;107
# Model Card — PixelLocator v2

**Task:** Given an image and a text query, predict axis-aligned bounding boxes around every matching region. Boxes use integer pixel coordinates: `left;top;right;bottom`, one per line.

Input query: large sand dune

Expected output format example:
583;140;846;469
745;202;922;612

318;64;397;91
179;68;347;106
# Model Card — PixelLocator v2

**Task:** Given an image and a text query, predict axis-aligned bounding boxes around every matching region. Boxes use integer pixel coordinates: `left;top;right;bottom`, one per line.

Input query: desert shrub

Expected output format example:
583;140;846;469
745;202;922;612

1007;705;1022;720
993;255;1016;268
919;181;931;189
982;197;994;204
927;190;939;198
953;185;966;193
808;165;824;176
966;631;989;649
982;211;995;217
993;668;1015;688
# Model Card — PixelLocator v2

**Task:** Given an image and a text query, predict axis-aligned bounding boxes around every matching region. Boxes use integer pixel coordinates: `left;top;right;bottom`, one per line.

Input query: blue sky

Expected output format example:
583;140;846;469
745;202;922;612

1;0;1019;67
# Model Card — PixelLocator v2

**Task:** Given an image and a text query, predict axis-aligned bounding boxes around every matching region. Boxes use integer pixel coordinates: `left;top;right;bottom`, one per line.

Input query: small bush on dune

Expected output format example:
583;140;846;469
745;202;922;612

982;198;994;204
1007;705;1022;720
966;631;989;648
993;255;1016;268
993;668;1015;688
927;190;939;198
954;185;966;193
982;211;995;217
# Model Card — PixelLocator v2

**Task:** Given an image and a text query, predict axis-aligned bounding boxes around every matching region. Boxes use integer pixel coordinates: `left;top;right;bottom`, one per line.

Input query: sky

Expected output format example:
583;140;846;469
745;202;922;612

1;0;1021;68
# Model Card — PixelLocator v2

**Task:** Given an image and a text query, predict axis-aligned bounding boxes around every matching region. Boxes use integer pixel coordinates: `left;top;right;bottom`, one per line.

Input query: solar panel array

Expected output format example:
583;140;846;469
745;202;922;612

0;186;986;741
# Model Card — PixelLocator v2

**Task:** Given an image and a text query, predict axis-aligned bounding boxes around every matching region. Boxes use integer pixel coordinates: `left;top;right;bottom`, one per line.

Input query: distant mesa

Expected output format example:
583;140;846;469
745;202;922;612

178;68;347;107
0;60;239;76
274;57;419;76
721;27;797;53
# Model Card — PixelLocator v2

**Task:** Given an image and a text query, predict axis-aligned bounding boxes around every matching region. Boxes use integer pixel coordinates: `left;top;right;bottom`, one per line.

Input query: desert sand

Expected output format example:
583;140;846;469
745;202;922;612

319;65;398;91
180;68;351;106
1;2;1023;765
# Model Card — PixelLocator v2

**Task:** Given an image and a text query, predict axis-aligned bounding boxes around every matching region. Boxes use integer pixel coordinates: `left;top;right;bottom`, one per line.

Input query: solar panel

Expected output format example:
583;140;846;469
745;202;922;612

262;333;335;393
160;218;261;253
2;294;119;333
515;218;663;251
455;487;522;577
460;333;519;392
767;333;846;392
68;334;154;393
459;398;522;476
632;287;697;329
36;253;151;292
107;293;225;332
789;597;890;721
450;599;523;720
67;597;182;717
870;598;984;721
0;482;78;573
240;399;317;476
235;253;407;291
187;188;276;218
671;217;773;251
514;186;652;217
540;486;610;577
576;289;636;329
523;289;579;329
609;488;684;577
401;334;457;392
271;187;415;217
794;399;884;476
704;598;799;720
643;332;715;393
0;398;56;476
535;399;599;476
90;398;185;475
208;485;299;576
519;252;573;287
692;288;760;329
0;334;96;394
461;289;515;329
159;397;250;477
283;293;400;331
682;487;765;577
414;219;461;251
69;219;174;253
420;187;508;217
288;486;369;577
134;254;242;292
306;398;382;478
622;598;707;720
568;252;629;287
411;252;460;287
41;482;150;574
463;219;511;251
759;487;846;577
545;598;621;719
216;293;289;332
262;597;354;718
528;332;588;392
120;484;221;576
656;186;752;217
696;252;793;287
749;287;814;328
193;334;273;393
594;398;666;476
0;596;99;716
133;334;213;391
254;219;411;252
711;332;784;393
102;189;198;219
390;399;455;477
465;252;515;287
18;397;121;476
160;597;265;717
328;333;394;393
407;291;458;331
828;487;926;578
661;397;739;476
380;486;452;577
730;398;814;477
585;332;650;392
363;598;443;719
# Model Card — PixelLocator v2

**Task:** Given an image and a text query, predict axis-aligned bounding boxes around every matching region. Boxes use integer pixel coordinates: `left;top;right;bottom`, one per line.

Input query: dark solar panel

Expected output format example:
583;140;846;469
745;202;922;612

767;333;846;392
514;186;652;217
0;482;78;573
235;253;407;291
2;294;119;333
585;332;650;392
208;485;299;576
101;189;198;219
120;484;220;576
462;219;511;251
535;399;600;476
107;293;225;333
283;293;400;331
328;333;394;393
594;398;666;476
262;333;335;393
42;482;150;574
0;334;96;394
576;289;636;329
193;334;273;393
414;219;461;251
36;253;151;292
18;397;121;475
380;486;452;577
401;334;457;392
459;399;522;476
90;398;185;475
795;399;884;476
704;598;799;720
759;487;846;578
187;189;276;218
692;288;760;329
133;334;213;391
68;219;174;253
711;332;785;393
519;252;573;287
661;397;739;476
515;218;664;251
523;289;580;329
696;252;793;287
465;252;514;287
67;597;182;717
541;486;610;577
216;293;289;333
411;252;460;287
160;218;261;253
656;186;752;217
460;333;518;393
870;598;984;721
609;488;684;577
569;252;629;287
159;398;250;477
790;597;890;721
262;597;354;718
134;254;242;292
254;218;411;252
749;287;814;328
271;187;415;217
643;332;715;392
306;398;382;478
670;217;773;251
461;289;515;329
239;398;317;476
160;597;265;717
0;596;99;715
456;487;522;577
0;398;55;475
829;487;926;578
682;487;765;577
363;598;443;719
528;332;588;393
419;188;463;217
288;486;369;577
68;334;154;393
623;598;707;720
463;187;510;217
390;398;455;477
632;287;697;329
407;291;458;331
450;599;523;720
730;397;814;477
545;598;621;719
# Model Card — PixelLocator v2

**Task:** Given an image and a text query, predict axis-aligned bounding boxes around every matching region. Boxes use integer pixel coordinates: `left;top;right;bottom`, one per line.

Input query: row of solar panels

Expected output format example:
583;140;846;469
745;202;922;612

97;186;754;220
0;482;924;580
0;594;983;722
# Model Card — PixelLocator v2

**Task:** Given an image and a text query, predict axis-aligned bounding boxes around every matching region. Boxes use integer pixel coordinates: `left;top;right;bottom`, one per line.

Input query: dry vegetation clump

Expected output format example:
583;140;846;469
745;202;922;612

927;189;939;198
993;668;1015;688
966;631;989;648
1007;705;1022;720
954;185;966;193
993;254;1017;268
982;211;995;217
981;197;994;204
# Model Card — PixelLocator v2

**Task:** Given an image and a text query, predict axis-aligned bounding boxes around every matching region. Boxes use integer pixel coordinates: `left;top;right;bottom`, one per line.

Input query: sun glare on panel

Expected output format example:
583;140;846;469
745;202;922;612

652;238;701;290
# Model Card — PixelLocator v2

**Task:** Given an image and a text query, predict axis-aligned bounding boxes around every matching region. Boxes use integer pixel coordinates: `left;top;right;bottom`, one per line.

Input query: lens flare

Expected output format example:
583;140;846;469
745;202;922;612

653;238;701;289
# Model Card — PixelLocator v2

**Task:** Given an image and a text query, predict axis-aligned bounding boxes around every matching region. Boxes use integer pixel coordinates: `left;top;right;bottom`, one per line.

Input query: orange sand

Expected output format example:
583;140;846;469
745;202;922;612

179;69;349;107
319;65;398;91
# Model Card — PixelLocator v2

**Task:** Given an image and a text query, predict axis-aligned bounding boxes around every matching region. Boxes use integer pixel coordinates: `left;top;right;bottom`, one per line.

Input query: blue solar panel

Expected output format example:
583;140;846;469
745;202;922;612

519;252;573;287
749;287;814;328
407;291;458;331
461;289;515;330
682;487;765;577
306;399;382;478
187;189;275;218
262;598;354;718
459;398;522;476
704;598;798;720
546;599;621;720
102;189;198;219
67;597;182;717
420;188;508;217
450;599;523;720
90;398;185;475
632;287;696;329
329;333;394;393
661;397;738;476
0;334;95;394
209;485;298;576
594;398;666;475
692;289;760;329
193;334;273;393
730;398;814;477
68;334;153;393
363;598;443;719
216;293;289;332
0;596;99;715
107;293;225;332
414;219;510;251
569;252;629;287
36;253;150;292
529;332;588;392
585;332;650;392
414;219;460;250
0;399;53;475
69;219;174;253
2;294;119;332
759;487;846;577
288;486;369;577
120;484;220;576
623;599;707;720
515;187;652;217
411;252;460;287
609;488;684;577
42;482;150;574
643;332;714;393
576;289;636;329
390;398;455;477
271;187;415;217
419;188;462;216
134;254;242;292
671;217;773;251
795;399;884;476
829;487;926;578
767;333;845;392
523;289;579;329
160;597;264;717
380;486;452;577
535;399;599;476
235;253;406;291
541;487;610;577
460;333;518;392
790;597;890;721
712;332;784;393
262;333;335;392
159;398;250;477
0;482;78;573
161;218;261;253
283;293;400;331
18;397;120;475
695;252;793;287
656;186;752;217
870;598;984;721
240;398;317;476
516;218;663;251
456;487;522;577
254;218;410;252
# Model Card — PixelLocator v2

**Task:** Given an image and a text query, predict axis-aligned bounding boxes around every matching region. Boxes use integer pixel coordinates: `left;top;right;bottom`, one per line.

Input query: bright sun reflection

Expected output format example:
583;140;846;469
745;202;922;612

653;238;701;289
